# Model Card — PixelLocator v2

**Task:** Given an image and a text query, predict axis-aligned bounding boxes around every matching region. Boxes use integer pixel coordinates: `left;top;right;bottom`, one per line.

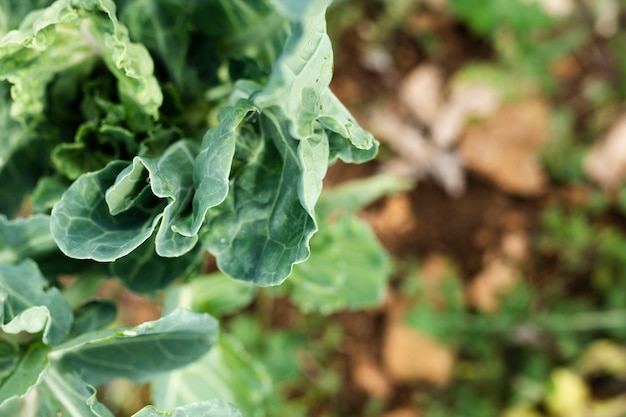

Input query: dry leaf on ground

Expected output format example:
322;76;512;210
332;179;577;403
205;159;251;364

467;256;520;313
383;320;454;385
383;407;422;417
585;114;626;189
352;356;393;399
399;64;444;126
459;99;550;195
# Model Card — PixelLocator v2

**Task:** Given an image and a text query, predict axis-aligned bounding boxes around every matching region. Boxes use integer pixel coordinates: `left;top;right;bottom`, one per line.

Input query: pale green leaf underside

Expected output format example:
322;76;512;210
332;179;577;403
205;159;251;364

289;215;391;314
50;308;219;386
37;369;114;417
152;335;271;417
134;400;242;417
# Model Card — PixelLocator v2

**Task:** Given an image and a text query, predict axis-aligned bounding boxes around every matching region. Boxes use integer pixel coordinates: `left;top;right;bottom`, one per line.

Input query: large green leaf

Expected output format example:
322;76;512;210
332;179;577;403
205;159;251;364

152;335;271;417
50;308;219;386
133;400;242;417
202;108;324;285
37;369;114;417
0;343;50;408
0;260;73;344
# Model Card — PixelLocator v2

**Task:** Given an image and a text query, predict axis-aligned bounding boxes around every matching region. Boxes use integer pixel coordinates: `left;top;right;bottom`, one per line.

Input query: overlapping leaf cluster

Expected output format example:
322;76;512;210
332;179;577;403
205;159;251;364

0;0;378;414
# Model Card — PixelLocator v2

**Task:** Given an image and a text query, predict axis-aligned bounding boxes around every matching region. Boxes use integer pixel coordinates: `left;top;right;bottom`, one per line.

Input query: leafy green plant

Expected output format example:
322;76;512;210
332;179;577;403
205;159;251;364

0;0;385;415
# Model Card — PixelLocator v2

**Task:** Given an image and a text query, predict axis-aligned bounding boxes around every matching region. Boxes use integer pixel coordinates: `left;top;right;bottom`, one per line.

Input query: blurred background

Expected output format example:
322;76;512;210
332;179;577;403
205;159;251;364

108;0;626;416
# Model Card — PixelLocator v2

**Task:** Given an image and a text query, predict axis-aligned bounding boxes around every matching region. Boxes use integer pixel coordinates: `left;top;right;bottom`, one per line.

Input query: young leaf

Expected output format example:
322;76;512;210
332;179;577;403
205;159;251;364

50;308;219;386
152;335;271;417
133;399;242;417
0;260;73;344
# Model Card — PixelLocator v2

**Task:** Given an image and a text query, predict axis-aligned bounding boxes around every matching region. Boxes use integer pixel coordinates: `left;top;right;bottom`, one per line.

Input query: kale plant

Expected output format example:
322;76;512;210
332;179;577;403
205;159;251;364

0;0;380;415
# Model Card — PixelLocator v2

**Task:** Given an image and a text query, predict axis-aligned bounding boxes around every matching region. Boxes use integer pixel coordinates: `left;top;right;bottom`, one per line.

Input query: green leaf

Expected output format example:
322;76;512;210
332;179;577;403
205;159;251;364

0;0;162;126
288;215;391;314
0;0;54;35
133;400;242;417
185;101;257;238
152;335;271;417
202;109;324;285
0;343;50;408
0;260;73;344
50;161;164;262
50;308;219;386
37;369;114;417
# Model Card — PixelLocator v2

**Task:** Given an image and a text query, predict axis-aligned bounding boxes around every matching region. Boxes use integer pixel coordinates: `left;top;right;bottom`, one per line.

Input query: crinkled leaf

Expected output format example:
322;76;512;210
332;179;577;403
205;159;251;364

184;101;256;238
0;0;162;126
255;0;333;140
0;0;54;35
0;260;73;344
152;335;271;417
50;308;219;386
134;400;242;417
0;343;49;408
51;122;136;180
51;161;164;261
203;108;327;285
37;369;114;417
